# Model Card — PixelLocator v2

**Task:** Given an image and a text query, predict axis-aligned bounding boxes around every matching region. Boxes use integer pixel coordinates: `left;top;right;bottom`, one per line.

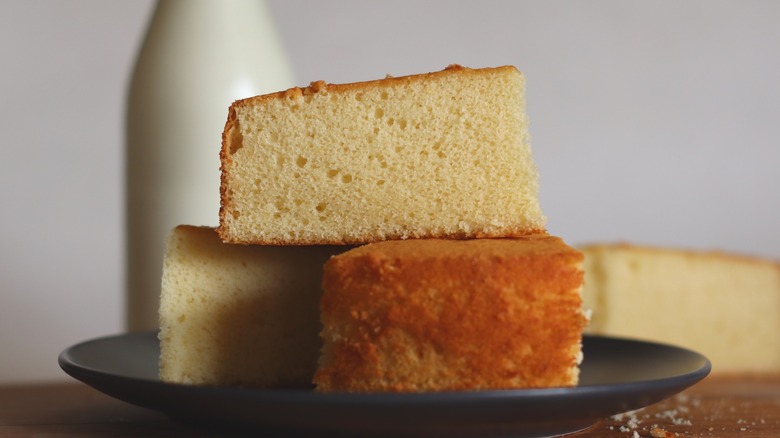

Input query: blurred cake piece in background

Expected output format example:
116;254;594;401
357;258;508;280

581;243;780;374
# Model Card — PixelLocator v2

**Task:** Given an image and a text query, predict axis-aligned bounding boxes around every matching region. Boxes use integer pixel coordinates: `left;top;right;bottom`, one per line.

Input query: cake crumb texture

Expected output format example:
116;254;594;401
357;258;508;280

158;225;346;387
218;65;545;245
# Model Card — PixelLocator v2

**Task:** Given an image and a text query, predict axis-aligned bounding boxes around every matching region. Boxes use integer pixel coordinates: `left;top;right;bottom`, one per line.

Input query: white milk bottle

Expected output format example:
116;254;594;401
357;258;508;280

126;0;293;330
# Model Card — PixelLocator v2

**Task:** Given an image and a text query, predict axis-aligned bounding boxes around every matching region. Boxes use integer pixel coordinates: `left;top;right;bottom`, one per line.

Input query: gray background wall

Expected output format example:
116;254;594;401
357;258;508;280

1;0;778;382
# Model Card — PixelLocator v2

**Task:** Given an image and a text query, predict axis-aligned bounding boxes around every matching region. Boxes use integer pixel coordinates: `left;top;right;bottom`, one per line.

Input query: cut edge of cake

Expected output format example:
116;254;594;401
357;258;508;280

217;64;546;245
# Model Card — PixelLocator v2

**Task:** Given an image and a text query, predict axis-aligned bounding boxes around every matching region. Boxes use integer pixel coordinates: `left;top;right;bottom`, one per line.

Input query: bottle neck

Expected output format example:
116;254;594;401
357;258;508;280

152;0;270;23
146;0;276;43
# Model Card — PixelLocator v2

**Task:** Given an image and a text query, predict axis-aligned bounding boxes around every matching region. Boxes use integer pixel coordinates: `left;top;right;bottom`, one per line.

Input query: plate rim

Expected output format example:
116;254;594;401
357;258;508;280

58;331;711;437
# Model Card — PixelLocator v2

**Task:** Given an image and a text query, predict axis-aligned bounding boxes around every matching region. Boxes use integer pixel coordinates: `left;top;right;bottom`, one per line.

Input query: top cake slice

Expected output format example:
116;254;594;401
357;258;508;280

218;65;546;245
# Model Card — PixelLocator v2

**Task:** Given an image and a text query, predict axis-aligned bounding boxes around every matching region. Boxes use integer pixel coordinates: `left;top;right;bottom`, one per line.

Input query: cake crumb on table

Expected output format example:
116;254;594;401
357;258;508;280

650;426;675;437
589;376;780;437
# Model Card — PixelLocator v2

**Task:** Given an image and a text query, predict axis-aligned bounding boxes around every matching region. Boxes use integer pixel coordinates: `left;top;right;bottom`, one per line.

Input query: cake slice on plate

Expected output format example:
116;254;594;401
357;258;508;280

315;235;587;392
218;65;545;245
581;243;780;374
158;225;347;387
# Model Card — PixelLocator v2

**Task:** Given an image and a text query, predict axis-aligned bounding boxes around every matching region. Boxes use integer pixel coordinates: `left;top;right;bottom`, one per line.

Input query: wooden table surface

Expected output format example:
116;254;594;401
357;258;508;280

1;377;779;437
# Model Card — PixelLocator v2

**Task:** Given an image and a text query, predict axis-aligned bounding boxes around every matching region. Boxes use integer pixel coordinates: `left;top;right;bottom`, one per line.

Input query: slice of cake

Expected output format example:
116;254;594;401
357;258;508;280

158;225;346;387
314;236;587;392
580;244;780;374
218;65;545;245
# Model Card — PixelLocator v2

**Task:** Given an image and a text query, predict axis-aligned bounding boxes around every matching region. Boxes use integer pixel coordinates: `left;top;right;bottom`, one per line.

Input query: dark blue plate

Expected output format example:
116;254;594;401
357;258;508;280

59;332;710;438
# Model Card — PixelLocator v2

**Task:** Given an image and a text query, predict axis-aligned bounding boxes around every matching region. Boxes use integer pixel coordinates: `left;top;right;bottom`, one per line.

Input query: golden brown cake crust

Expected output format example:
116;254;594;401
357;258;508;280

226;64;518;111
315;236;586;392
